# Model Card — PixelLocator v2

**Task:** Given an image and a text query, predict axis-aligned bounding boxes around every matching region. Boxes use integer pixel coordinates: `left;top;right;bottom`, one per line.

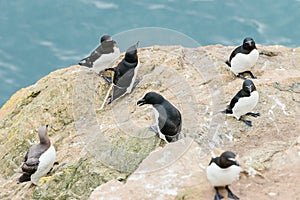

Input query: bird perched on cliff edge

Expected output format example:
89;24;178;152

206;151;242;200
222;79;260;127
137;91;182;143
18;125;56;185
78;34;120;76
225;37;259;79
106;42;140;104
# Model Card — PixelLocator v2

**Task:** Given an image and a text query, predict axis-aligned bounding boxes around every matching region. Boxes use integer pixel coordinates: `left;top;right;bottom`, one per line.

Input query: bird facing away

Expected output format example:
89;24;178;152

225;37;259;79
18;125;56;185
78;34;120;74
137;92;182;143
206;151;242;200
223;79;260;127
106;42;140;104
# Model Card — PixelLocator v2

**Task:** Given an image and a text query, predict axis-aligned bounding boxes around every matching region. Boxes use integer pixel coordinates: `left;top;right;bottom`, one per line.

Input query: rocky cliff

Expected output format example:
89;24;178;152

0;45;299;200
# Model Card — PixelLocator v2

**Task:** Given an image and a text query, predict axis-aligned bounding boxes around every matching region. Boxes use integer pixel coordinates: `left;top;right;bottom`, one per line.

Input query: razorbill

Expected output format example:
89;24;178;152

78;34;120;74
18;125;56;185
225;37;259;79
137;92;182;143
106;42;140;104
223;79;260;127
206;151;242;200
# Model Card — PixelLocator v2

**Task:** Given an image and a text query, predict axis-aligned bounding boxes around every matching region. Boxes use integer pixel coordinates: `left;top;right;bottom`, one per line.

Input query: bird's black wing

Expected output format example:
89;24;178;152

114;68;135;88
21;144;48;174
110;86;128;103
108;57;138;103
110;68;135;102
79;47;101;67
21;157;39;175
113;59;137;87
228;45;242;63
155;103;182;137
18;150;34;183
18;143;50;183
226;89;250;112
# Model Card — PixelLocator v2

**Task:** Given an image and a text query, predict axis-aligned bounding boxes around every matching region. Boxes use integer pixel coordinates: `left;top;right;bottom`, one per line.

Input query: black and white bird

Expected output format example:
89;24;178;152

18;125;56;185
206;151;242;200
137;92;182;143
106;42;140;104
225;37;259;79
223;79;260;127
78;34;120;74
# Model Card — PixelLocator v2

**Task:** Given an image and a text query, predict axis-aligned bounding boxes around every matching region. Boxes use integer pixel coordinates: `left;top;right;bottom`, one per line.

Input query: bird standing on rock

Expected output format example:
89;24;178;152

78;34;120;76
206;151;242;200
225;37;259;79
222;79;260;127
106;42;140;104
137;92;182;143
18;125;56;185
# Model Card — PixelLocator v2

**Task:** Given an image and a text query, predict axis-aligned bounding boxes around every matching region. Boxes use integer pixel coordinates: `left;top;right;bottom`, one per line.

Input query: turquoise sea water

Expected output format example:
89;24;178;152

1;0;300;106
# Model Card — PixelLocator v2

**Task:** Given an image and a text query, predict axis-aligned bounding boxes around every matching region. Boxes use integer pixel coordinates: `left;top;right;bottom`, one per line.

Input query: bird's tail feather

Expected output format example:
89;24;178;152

225;60;231;67
18;173;31;183
220;108;232;114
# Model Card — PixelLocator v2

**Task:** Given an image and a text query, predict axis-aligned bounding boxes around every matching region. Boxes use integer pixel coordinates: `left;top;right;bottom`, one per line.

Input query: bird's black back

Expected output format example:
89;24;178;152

154;100;182;138
22;144;49;175
112;60;137;87
18;143;49;183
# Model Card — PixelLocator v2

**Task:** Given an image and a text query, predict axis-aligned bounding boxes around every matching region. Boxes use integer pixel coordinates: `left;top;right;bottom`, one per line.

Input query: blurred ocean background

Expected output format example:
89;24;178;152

1;0;299;106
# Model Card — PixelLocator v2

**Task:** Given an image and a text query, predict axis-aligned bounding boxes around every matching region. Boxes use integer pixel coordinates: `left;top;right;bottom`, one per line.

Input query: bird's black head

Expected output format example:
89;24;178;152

242;79;256;93
137;92;164;106
219;151;239;168
125;42;139;63
100;35;112;43
242;37;256;51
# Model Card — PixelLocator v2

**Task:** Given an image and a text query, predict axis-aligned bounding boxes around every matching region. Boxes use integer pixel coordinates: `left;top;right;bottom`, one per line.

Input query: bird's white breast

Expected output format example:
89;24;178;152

230;49;259;74
92;47;120;73
232;91;259;119
31;145;56;185
206;163;242;187
152;107;168;143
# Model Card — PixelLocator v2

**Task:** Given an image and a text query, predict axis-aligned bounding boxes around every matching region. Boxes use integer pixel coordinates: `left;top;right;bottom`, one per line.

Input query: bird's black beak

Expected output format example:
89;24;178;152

228;157;240;166
127;41;139;53
137;98;146;106
135;41;139;48
233;159;240;166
